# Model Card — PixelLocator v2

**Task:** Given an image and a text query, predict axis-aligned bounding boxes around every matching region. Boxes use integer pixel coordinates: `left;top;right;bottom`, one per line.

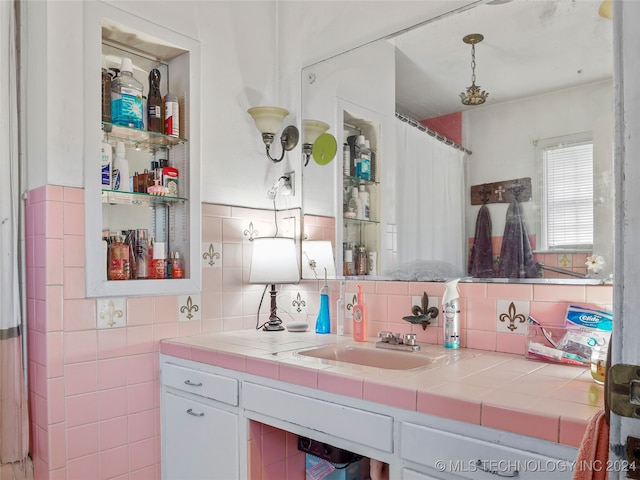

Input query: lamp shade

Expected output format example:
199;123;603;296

249;237;300;284
302;119;330;145
301;240;336;280
247;106;289;134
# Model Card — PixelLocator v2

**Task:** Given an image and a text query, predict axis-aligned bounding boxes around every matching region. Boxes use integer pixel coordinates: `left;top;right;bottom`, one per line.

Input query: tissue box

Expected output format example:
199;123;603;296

305;454;364;480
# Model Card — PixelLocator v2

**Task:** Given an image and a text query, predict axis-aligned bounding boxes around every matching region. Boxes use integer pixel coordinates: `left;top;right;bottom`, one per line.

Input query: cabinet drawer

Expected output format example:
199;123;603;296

162;363;238;406
243;382;393;452
401;422;573;480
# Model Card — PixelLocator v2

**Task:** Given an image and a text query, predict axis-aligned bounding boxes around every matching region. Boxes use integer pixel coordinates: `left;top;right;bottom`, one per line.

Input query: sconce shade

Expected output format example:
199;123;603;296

302;120;330;145
249;237;300;284
247;106;290;134
301;240;336;280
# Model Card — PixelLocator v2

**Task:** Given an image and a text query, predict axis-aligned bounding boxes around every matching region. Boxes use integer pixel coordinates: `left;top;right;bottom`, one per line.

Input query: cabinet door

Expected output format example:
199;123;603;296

163;391;239;480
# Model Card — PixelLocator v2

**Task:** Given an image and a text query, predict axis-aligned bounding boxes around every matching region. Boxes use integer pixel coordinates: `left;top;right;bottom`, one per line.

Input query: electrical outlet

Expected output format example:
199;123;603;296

282;171;295;196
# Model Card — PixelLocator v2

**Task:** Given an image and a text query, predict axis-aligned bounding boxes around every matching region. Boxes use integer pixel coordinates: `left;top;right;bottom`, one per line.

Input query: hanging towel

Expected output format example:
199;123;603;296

573;409;609;480
468;204;494;277
497;198;538;278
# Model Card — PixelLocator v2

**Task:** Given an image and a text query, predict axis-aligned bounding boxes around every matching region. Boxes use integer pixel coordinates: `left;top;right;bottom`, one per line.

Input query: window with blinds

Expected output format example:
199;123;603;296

542;140;593;250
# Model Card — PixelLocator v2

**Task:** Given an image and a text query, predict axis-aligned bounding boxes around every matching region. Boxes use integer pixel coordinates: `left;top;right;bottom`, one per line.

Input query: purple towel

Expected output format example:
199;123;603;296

469;205;494;277
498;198;538;278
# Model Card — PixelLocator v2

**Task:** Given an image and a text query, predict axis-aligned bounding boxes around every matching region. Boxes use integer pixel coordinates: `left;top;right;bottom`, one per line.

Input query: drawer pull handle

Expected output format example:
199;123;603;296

184;380;203;387
186;408;205;417
476;460;519;477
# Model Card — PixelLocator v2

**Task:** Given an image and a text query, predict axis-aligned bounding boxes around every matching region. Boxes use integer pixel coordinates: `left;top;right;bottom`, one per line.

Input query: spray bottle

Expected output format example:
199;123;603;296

442;278;461;349
315;268;331;334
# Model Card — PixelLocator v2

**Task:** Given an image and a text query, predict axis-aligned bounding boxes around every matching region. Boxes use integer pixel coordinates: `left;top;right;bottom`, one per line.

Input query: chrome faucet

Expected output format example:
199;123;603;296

376;331;420;352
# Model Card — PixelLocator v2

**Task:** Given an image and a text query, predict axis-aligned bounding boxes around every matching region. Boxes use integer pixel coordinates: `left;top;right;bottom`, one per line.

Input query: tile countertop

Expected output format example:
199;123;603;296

159;330;604;449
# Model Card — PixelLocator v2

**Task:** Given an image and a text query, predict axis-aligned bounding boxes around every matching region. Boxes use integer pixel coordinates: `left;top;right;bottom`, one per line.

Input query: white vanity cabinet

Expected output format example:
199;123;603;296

83;3;201;298
400;422;576;480
161;362;240;480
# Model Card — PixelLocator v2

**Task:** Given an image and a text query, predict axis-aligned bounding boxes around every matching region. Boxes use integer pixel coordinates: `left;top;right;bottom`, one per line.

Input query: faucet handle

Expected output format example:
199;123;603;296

394;333;404;344
378;331;393;342
403;333;417;346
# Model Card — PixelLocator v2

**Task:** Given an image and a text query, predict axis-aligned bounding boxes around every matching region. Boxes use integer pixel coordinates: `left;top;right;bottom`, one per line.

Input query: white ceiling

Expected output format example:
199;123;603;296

392;0;613;121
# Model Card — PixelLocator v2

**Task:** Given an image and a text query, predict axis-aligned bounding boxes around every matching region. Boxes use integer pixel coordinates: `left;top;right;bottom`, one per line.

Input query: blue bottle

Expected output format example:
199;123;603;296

315;282;331;334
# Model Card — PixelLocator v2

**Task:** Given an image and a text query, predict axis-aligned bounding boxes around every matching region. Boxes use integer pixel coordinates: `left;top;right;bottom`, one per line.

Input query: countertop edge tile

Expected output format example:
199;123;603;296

481;404;560;443
417;391;482;425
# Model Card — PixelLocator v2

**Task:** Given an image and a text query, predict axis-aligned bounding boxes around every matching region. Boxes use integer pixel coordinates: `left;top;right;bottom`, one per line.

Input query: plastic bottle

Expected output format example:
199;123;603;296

343;143;351;177
336;280;345;335
357;138;371;181
147;69;164;133
164;91;180;137
358;182;370;220
111;58;144;129
315;271;331;334
153;241;166;279
352;284;368;342
348;187;364;220
442;278;461;348
101;135;112;189
112;142;130;192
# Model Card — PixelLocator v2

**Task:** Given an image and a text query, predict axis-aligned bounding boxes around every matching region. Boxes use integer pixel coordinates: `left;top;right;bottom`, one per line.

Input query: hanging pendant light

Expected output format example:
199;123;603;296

459;33;489;106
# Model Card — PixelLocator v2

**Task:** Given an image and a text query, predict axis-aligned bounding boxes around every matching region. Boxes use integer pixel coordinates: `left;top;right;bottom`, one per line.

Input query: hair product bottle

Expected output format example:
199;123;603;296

147;68;164;133
164;91;180;137
352;284;368;342
442;278;461;348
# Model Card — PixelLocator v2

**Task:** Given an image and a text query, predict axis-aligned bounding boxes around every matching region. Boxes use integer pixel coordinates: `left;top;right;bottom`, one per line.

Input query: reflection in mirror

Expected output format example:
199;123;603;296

301;0;613;284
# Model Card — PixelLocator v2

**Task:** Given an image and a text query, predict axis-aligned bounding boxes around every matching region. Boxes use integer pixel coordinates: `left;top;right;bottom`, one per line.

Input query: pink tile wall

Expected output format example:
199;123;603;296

26;193;612;480
247;421;305;480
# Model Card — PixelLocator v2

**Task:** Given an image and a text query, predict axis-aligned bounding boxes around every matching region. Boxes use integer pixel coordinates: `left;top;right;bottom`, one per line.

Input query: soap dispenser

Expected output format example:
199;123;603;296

352;284;368;342
315;269;331;334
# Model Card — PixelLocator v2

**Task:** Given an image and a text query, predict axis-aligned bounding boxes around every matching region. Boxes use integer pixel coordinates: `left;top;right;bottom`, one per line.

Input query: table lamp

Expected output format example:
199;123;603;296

249;237;300;331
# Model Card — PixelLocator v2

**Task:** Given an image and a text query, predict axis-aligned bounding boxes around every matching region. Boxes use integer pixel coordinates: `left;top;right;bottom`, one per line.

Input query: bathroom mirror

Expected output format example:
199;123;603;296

301;0;613;284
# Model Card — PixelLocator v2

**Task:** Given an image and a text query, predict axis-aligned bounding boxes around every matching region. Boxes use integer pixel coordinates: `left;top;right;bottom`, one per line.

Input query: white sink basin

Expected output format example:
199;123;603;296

293;344;442;370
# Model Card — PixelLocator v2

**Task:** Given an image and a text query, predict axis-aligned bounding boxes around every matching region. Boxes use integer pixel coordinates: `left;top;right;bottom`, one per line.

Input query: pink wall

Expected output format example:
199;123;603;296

420;112;463;146
25;187;612;479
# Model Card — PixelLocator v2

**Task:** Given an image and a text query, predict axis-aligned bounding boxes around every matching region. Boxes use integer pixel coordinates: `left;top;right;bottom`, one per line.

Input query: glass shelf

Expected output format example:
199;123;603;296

102;122;188;148
343;175;379;188
343;217;379;225
102;189;187;206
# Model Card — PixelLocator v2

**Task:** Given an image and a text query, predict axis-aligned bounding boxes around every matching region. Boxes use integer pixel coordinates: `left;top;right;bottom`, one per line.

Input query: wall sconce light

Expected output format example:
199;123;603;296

302;119;330;166
249;237;300;331
247;106;299;163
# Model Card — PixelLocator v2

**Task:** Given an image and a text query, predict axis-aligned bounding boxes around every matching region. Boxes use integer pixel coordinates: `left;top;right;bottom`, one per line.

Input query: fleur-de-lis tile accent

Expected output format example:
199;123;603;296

291;292;306;314
97;298;126;329
499;301;527;332
179;295;201;322
202;242;221;268
347;293;357;312
559;254;572;268
243;221;259;242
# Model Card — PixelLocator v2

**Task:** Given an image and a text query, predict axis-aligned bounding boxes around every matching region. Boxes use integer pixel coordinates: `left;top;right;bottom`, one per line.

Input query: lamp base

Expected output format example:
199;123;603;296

262;321;285;332
262;283;285;332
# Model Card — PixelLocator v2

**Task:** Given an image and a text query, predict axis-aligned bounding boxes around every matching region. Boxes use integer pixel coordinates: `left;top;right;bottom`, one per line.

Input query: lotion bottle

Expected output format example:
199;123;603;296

352;284;368;342
442;278;461;348
112;142;130;192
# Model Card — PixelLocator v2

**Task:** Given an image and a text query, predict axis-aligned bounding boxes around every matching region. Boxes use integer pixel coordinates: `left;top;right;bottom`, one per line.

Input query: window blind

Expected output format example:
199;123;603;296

543;141;593;250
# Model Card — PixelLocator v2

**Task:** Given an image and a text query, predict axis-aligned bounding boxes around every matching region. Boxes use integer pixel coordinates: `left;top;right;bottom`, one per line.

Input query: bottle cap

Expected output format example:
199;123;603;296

120;57;133;73
357;135;366;147
116;142;125;156
351;187;358;196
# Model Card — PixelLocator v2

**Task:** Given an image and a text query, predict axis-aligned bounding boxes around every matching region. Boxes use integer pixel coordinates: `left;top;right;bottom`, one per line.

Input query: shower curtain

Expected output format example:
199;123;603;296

0;0;30;473
395;119;465;275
